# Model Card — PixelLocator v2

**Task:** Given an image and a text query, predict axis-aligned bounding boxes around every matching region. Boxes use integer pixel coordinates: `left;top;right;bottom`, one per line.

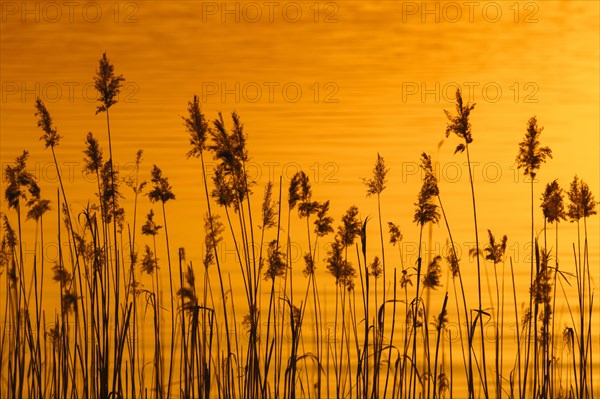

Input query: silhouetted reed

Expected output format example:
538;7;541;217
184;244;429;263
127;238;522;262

445;88;486;398
566;175;596;399
1;54;597;399
516;115;552;399
362;153;390;397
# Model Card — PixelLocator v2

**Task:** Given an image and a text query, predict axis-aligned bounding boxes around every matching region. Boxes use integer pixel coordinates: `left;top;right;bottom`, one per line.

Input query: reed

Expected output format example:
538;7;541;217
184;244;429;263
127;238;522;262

516;115;552;398
444;88;486;398
0;54;596;399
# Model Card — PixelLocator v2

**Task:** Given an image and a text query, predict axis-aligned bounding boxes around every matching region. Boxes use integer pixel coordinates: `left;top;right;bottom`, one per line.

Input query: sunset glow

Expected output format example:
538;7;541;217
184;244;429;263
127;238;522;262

1;1;598;398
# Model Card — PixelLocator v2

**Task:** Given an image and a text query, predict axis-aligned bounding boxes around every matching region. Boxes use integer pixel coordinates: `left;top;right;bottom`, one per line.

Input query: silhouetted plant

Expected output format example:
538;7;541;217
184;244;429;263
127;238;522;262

92;53;130;398
484;229;508;397
516;117;552;179
338;205;361;247
184;95;210;158
140;220;164;397
33;100;71;215
141;245;158;275
264;240;286;280
414;153;440;226
4;150;44;396
1;216;17;287
567;175;597;222
302;252;315;277
362;153;390;395
516;116;552;398
148;165;176;204
203;213;224;268
388;222;403;246
422;255;442;290
147;164;176;397
409;153;442;398
530;246;552;306
209;112;252;205
445;246;460;278
0;230;13;273
99;160;125;227
177;263;198;310
541;180;566;224
4;151;40;210
362;153;389;196
186;95;233;396
61;290;79;314
432;292;449;399
566;175;596;398
34;98;61;148
328;236;357;290
289;171;310;209
94;53;125;115
445;89;486;398
141;209;161;236
369;256;382;278
484;230;507;265
2;56;598;399
540;179;565;397
326;212;357;397
83;132;103;175
289;172;331;397
26;198;51;222
444;88;475;154
1;215;17;250
261;181;277;230
314;201;334;237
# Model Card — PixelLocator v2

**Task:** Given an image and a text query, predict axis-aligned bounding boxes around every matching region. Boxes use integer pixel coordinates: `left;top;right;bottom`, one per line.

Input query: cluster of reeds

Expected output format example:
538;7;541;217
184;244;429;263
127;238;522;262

0;56;596;398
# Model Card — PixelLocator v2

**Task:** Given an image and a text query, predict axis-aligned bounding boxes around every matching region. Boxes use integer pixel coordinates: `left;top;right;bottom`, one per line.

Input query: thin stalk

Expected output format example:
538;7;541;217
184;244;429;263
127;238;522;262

199;150;233;397
438;194;472;396
160;201;176;399
465;142;488;398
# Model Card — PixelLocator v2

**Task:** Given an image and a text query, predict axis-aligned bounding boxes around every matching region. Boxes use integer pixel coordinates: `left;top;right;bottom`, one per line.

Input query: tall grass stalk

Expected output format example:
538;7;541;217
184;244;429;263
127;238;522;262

444;89;485;398
516;116;551;397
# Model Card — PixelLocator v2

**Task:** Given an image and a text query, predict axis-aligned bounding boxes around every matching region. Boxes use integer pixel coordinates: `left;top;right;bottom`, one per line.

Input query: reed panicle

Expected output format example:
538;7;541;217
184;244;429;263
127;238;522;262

362;153;389;197
94;53;125;115
5;151;40;210
35;98;61;149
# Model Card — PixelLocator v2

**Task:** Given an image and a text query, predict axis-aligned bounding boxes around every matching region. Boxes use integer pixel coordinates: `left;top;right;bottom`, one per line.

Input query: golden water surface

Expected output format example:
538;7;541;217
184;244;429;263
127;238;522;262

1;1;599;397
